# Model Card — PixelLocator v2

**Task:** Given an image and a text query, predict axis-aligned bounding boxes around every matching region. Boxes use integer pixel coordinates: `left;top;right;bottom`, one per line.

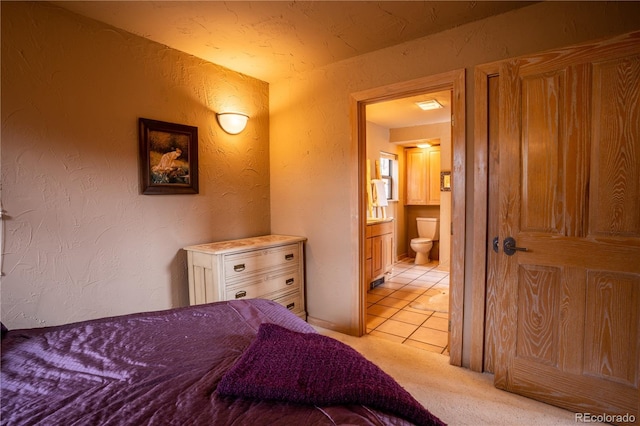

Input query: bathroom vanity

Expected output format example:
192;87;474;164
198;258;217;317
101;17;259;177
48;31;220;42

365;219;394;288
183;235;306;319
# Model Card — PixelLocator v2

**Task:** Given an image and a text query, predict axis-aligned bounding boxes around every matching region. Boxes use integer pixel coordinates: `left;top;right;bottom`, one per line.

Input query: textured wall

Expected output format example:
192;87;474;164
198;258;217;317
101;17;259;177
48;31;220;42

270;1;640;345
1;2;270;329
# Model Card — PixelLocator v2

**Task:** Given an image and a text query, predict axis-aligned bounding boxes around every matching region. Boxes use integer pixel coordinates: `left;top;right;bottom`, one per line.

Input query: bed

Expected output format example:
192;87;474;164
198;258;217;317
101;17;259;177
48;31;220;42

1;299;444;425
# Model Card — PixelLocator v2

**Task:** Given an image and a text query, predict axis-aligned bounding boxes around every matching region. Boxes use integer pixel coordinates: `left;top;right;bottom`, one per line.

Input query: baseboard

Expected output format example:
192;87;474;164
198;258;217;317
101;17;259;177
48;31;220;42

306;316;355;336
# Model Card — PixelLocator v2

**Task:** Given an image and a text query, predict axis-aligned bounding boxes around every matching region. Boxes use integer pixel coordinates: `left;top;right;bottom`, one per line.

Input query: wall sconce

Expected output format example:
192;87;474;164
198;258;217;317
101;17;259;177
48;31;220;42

216;112;249;135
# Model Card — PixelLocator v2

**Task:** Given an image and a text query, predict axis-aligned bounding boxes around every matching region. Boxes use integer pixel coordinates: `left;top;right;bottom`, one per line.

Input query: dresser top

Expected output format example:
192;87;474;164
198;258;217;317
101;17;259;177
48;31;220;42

183;234;306;254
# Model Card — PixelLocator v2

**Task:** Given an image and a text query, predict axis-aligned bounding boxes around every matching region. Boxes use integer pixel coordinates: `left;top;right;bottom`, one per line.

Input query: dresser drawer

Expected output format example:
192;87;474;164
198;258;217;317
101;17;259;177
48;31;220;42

223;244;300;278
225;268;301;300
273;291;304;315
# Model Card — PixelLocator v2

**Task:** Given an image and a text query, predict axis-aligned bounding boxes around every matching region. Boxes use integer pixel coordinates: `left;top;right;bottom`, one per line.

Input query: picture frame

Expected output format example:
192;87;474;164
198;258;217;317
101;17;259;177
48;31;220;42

138;118;198;195
440;171;451;192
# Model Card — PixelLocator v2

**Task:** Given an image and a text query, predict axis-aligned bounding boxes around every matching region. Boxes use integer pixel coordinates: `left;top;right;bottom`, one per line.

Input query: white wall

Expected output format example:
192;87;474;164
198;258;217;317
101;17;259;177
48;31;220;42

1;2;270;329
269;1;640;351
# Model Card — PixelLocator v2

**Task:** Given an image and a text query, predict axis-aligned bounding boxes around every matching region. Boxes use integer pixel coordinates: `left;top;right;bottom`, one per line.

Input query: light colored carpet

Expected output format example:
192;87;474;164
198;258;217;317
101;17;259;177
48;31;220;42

315;327;603;426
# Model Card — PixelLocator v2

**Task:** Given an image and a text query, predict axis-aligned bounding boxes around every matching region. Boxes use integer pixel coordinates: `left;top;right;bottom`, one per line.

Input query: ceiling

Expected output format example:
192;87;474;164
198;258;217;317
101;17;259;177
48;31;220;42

52;1;533;84
51;1;534;128
366;90;451;130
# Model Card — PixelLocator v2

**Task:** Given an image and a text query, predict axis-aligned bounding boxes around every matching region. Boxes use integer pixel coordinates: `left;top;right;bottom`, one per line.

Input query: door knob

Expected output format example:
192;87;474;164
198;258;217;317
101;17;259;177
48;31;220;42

503;237;528;256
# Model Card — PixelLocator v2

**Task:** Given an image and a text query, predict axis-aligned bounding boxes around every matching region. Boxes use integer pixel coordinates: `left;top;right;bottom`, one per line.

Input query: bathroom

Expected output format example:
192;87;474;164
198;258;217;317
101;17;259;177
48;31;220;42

364;90;453;353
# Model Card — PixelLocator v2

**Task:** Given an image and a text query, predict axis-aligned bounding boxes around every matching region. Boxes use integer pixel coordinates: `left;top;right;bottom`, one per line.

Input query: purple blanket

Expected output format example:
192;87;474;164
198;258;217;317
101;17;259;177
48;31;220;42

2;299;442;425
218;323;444;426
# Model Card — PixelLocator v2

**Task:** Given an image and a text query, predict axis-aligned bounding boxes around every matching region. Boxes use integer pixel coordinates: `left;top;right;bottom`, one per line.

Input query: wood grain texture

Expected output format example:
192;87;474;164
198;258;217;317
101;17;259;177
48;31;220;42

405;148;429;205
449;68;466;367
584;271;639;386
427;148;441;205
521;72;564;234
564;64;591;238
516;265;560;365
590;56;640;238
492;31;640;418
470;68;501;374
558;268;586;375
470;64;496;373
494;58;522;391
484;75;501;374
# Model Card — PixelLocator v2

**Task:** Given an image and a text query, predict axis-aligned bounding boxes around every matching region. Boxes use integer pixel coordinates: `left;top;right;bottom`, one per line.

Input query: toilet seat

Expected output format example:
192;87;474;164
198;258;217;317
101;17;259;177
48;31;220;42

411;237;433;244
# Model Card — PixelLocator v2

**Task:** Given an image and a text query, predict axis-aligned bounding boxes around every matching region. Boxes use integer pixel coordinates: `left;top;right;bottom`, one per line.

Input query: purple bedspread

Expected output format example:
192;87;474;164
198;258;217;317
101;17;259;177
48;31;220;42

1;300;433;425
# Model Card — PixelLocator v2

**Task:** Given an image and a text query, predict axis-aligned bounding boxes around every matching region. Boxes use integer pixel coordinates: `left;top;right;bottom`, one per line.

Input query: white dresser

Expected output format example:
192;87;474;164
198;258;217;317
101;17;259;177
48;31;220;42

183;235;306;319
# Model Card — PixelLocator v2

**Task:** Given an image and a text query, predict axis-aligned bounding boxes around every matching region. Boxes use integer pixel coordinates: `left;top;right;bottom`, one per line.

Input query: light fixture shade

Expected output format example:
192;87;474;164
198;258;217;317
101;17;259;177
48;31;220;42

216;112;249;134
415;99;443;111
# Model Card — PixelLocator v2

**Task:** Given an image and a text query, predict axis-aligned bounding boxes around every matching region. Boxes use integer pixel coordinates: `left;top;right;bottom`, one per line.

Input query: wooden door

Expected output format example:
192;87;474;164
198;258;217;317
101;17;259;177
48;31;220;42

405;148;428;205
494;32;640;419
427;147;441;205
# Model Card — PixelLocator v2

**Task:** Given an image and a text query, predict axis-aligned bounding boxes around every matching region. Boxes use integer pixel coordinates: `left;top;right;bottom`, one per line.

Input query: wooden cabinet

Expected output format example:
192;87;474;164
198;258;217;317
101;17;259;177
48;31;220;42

184;235;306;319
365;220;394;287
405;146;441;205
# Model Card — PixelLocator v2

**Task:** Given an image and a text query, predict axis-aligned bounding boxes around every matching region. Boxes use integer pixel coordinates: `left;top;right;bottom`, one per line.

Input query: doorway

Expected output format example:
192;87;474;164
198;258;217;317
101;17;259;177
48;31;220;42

351;69;466;365
364;91;452;354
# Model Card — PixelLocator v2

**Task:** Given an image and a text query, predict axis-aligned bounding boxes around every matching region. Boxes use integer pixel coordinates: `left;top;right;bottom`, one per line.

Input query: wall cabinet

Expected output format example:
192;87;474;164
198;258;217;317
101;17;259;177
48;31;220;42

405;146;441;205
365;220;394;287
184;235;306;319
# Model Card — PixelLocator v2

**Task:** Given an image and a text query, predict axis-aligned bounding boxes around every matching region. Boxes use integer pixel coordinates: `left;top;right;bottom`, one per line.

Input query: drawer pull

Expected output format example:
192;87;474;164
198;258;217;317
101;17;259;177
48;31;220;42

286;278;294;285
285;254;294;261
235;290;247;299
234;264;246;272
286;302;295;310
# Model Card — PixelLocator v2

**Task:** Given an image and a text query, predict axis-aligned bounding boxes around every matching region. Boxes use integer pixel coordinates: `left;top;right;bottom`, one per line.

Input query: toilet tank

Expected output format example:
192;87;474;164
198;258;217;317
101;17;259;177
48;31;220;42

416;217;440;240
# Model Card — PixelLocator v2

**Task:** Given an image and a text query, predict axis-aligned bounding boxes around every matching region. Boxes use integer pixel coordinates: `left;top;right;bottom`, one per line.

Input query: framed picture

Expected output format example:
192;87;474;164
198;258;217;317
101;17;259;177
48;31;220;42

440;171;451;192
138;118;198;195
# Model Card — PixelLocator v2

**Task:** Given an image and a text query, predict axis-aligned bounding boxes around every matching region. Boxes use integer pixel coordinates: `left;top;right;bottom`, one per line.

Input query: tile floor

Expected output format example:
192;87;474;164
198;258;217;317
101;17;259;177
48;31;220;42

366;259;450;355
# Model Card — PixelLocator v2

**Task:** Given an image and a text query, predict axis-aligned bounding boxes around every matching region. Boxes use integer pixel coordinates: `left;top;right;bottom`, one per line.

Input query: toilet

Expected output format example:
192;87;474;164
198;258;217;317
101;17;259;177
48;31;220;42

410;217;440;265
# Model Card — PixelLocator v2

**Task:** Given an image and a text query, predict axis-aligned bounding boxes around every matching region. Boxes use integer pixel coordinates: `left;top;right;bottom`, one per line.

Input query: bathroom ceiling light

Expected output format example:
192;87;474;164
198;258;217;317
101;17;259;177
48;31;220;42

216;112;249;135
415;99;443;111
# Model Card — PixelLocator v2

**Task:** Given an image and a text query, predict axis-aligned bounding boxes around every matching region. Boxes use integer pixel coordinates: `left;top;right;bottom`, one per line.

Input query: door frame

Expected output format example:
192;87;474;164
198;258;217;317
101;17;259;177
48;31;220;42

350;69;466;366
470;61;501;372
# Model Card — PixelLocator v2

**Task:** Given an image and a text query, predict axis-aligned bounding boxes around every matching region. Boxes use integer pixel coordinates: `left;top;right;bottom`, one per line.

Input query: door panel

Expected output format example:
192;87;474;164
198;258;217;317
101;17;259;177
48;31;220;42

516;265;560;365
584;272;638;386
494;32;640;419
590;56;640;238
521;71;564;234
